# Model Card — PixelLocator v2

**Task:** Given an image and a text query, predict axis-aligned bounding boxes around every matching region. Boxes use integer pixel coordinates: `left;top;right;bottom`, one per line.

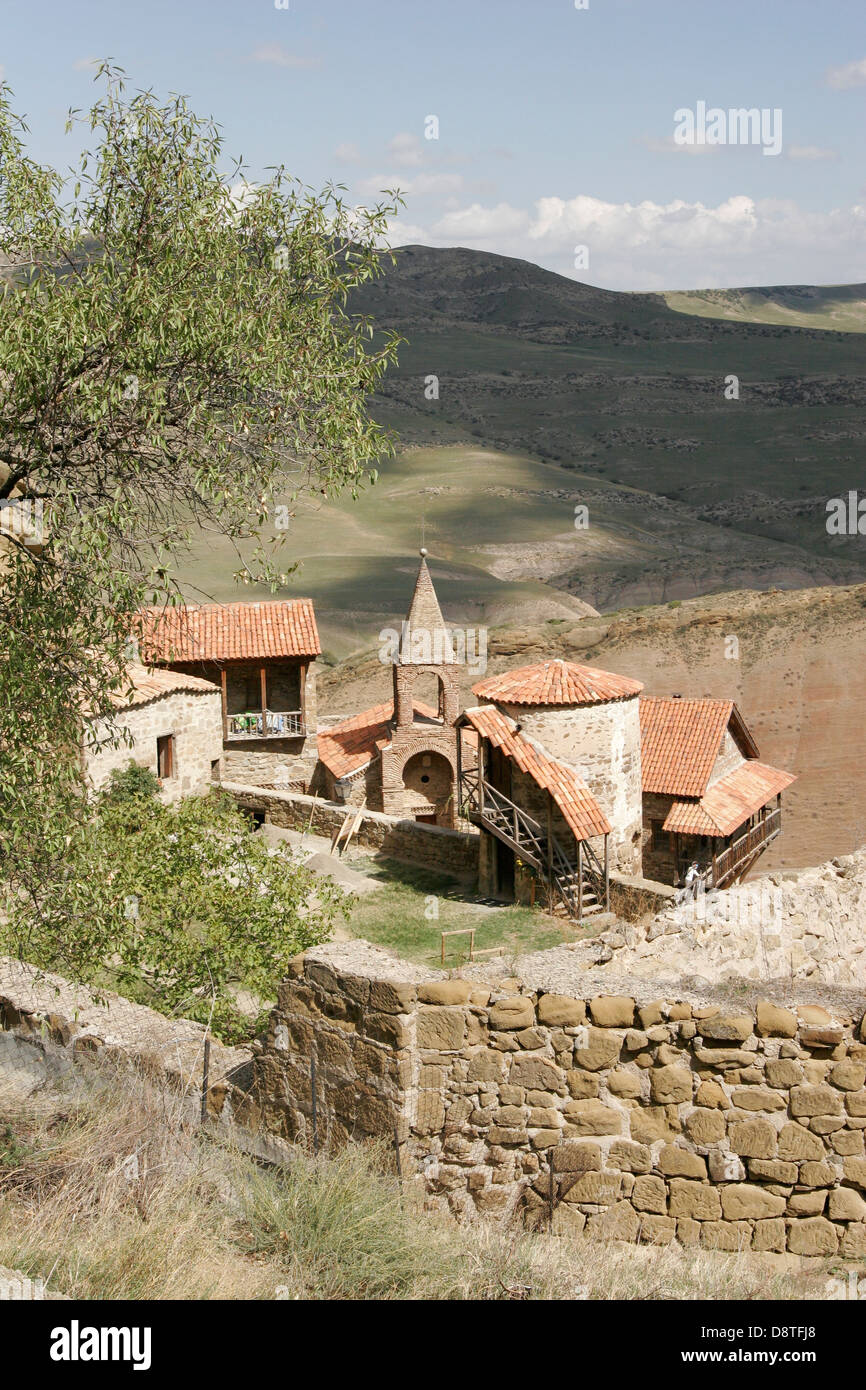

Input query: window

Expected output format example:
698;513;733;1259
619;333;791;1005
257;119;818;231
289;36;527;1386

651;819;667;851
156;734;175;780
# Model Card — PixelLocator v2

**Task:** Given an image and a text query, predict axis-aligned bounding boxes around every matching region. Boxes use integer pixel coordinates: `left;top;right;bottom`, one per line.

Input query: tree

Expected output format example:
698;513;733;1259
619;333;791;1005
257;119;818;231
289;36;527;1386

0;66;399;989
41;769;346;1043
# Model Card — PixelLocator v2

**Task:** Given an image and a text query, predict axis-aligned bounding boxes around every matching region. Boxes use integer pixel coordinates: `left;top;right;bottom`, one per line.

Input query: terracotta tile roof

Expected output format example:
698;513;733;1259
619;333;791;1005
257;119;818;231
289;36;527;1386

317;700;440;779
461;705;612;841
110;664;219;710
472;659;642;707
640;697;758;797
662;760;797;837
138;600;320;664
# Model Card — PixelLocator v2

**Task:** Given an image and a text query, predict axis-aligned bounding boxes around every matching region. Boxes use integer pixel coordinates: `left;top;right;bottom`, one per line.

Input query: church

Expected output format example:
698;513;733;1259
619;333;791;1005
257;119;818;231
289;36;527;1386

138;551;798;922
313;551;797;918
314;550;470;827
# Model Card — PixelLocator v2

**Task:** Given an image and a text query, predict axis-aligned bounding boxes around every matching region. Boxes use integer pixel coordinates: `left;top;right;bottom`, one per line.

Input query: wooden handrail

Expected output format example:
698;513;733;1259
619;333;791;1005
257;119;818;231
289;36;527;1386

459;771;608;922
699;807;782;889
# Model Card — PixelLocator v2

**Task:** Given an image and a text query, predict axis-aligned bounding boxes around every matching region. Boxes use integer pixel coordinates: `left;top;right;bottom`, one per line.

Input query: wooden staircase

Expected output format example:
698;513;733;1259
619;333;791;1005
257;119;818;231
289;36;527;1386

459;774;608;923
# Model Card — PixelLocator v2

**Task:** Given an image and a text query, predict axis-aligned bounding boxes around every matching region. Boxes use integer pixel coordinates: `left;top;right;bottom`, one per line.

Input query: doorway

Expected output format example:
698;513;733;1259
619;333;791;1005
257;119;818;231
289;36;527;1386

495;836;515;899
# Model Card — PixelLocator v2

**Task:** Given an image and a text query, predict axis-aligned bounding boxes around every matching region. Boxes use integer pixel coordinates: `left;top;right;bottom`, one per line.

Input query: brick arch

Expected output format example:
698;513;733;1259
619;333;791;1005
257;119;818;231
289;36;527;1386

391;738;457;781
393;662;460;727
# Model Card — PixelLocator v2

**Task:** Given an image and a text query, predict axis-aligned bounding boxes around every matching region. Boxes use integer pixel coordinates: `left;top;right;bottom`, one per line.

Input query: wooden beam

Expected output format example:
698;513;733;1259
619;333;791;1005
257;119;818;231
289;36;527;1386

546;793;553;890
299;661;307;730
220;668;228;741
604;834;610;912
260;665;267;722
577;838;583;920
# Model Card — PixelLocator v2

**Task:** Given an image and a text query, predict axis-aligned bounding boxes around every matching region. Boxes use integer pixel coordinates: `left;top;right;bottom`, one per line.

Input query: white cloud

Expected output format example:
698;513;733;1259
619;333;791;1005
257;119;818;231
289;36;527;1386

788;144;837;161
244;44;319;70
357;171;464;197
335;142;361;165
386;132;425;168
429;201;530;240
73;57;100;72
826;57;866;90
388;192;866;291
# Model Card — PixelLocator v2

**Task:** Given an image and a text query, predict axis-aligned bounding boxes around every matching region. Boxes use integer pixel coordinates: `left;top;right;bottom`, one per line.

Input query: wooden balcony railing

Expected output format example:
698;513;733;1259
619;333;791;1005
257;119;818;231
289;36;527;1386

458;770;608;919
701;806;782;890
225;709;305;740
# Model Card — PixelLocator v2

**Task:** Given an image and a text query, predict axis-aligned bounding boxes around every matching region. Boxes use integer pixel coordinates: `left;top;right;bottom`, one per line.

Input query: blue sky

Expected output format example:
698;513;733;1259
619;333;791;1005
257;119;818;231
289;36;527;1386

2;0;864;289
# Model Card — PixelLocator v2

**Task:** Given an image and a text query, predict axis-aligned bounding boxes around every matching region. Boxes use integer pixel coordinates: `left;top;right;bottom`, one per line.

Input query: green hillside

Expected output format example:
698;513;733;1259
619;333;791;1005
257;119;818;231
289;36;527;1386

664;284;866;333
169;246;866;653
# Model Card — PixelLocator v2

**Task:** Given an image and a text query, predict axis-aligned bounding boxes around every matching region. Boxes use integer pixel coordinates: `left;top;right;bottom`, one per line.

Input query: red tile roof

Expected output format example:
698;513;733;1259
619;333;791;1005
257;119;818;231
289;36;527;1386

662;761;797;837
138;600;320;664
461;705;612;841
640;697;758;797
472;659;642;707
110;664;219;710
317;700;440;779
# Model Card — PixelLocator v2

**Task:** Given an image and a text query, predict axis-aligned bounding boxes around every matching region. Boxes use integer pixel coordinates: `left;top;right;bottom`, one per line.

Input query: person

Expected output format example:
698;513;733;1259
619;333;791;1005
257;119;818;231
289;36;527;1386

684;861;701;901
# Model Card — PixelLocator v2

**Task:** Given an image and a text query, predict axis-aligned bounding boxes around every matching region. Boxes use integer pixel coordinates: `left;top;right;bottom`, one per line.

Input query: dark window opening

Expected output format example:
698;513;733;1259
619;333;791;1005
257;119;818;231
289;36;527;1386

156;734;175;780
210;758;221;780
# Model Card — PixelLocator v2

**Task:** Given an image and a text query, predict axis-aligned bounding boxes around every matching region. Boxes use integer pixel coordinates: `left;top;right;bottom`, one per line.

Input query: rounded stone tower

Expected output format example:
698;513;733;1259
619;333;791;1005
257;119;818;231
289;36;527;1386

472;658;644;872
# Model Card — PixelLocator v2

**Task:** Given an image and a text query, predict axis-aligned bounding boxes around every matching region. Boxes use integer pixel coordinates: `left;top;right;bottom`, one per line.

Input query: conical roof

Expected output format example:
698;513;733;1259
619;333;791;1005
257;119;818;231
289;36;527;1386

400;550;455;664
472;658;642;707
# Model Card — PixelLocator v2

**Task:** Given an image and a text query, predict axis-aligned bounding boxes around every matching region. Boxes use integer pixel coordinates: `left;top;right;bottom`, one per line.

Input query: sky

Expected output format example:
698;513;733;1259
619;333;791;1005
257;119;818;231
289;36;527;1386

1;0;864;290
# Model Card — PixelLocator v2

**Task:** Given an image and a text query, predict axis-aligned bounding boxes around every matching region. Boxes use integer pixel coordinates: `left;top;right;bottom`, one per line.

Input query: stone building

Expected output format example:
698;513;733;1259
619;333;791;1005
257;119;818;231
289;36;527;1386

458;662;797;919
83;664;223;801
639;696;796;888
314;552;470;827
457;658;642;920
138;600;320;790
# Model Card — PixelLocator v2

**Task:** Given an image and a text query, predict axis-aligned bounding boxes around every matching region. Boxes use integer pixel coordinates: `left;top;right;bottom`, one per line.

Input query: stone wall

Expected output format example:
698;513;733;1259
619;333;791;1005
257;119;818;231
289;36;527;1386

222;738;318;790
252;943;866;1255
222;783;480;878
499;696;643;875
85;689;223;801
641;791;680;882
608;870;678;922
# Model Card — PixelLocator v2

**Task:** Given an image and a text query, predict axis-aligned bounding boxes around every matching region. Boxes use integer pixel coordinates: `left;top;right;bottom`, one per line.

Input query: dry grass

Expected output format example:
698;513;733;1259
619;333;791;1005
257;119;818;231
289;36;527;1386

0;1061;832;1301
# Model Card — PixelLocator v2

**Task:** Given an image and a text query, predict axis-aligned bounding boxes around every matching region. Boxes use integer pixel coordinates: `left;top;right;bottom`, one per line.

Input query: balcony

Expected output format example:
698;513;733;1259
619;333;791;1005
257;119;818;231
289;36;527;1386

701;805;782;890
225;709;305;740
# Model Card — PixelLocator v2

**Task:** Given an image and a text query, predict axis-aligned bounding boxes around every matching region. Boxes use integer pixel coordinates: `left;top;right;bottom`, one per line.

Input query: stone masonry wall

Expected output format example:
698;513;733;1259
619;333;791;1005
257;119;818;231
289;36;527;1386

253;945;866;1256
223;783;480;878
500;696;643;875
85;689;223;801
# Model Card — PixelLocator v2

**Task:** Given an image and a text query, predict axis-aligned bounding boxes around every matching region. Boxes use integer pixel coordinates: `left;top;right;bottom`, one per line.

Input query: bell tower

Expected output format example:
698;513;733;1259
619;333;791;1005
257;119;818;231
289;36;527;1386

380;550;462;827
392;549;460;728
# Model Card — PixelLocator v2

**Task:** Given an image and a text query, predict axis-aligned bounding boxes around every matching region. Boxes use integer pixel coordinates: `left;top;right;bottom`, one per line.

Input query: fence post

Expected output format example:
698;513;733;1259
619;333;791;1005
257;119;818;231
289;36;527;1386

200;1034;210;1127
310;1048;319;1156
548;1148;555;1231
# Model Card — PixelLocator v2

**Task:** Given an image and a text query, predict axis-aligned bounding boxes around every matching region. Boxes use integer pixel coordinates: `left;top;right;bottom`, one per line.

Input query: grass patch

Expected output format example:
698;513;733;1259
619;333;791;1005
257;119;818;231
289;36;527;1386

0;1059;835;1301
342;858;574;968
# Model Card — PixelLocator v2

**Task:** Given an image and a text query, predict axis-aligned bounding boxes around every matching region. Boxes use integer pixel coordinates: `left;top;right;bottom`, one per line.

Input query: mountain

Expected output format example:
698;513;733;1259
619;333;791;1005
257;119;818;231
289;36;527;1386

178;244;866;658
664;283;866;334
